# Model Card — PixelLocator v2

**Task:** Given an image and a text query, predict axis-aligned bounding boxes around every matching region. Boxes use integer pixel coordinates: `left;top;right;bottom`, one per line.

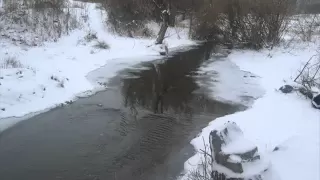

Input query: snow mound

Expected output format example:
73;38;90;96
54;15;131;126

210;122;271;179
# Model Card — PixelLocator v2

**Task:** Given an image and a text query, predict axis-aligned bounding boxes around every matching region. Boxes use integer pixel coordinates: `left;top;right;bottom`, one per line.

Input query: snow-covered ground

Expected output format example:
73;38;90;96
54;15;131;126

197;57;265;106
0;2;194;130
182;42;320;180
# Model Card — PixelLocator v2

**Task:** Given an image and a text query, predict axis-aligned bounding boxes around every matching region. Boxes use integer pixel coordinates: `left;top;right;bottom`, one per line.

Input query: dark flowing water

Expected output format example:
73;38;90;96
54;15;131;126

0;43;244;180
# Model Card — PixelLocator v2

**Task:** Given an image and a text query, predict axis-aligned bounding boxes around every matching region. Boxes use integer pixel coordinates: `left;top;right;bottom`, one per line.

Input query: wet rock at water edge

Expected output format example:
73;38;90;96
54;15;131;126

158;44;168;56
279;85;294;94
273;146;280;152
312;94;320;109
65;100;73;105
209;122;270;179
159;51;166;56
211;170;263;180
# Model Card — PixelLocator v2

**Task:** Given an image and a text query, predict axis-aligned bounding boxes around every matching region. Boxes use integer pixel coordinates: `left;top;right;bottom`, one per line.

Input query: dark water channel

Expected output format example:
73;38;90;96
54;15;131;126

0;43;244;180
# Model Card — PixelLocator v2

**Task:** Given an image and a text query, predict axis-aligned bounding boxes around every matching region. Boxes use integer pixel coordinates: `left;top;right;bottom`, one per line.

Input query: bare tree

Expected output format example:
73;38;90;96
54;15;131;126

293;13;320;42
155;0;171;44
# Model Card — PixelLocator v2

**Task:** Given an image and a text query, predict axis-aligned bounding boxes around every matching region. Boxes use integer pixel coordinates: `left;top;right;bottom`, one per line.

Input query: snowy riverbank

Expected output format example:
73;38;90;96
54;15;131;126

182;42;320;180
0;2;194;130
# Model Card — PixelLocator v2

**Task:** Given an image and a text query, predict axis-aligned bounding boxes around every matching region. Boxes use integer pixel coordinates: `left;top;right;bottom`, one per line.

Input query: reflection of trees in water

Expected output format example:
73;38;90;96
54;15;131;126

0;0;85;44
121;43;215;115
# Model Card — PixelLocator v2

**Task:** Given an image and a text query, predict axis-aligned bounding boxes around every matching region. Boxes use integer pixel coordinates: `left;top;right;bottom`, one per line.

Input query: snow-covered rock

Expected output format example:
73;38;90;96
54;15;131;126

312;93;320;109
209;122;269;179
279;85;294;94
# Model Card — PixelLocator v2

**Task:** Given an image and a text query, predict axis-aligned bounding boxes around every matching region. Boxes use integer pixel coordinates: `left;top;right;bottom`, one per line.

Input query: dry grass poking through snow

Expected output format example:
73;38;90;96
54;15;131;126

84;31;98;42
185;139;213;180
294;52;320;94
0;57;23;69
93;40;110;49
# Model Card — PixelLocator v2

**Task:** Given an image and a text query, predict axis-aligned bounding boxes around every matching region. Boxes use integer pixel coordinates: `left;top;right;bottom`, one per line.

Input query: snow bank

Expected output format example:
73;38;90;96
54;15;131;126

197;58;264;106
182;42;320;180
0;2;195;130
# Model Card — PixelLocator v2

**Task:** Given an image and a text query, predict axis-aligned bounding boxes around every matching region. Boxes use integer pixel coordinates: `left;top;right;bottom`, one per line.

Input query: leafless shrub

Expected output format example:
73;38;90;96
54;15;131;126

93;40;110;49
292;14;320;42
32;0;65;10
239;0;291;49
2;1;20;13
294;54;320;95
0;57;23;69
190;0;225;41
98;0;195;41
71;2;86;9
0;0;84;45
99;0;151;37
136;27;155;38
84;31;98;42
186;138;212;180
191;0;291;49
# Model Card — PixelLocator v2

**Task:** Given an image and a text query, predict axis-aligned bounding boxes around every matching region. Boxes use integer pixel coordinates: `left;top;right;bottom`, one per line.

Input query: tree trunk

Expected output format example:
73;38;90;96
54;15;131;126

155;23;168;44
189;13;193;38
228;0;237;39
189;0;195;39
169;7;176;26
155;11;169;44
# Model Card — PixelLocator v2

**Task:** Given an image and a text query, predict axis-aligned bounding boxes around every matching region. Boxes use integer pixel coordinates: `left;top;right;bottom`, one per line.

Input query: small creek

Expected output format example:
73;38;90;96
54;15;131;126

0;43;246;180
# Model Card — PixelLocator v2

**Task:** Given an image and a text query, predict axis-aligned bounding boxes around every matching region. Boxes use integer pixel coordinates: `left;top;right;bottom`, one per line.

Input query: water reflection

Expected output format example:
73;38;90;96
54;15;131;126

121;43;215;115
110;43;242;180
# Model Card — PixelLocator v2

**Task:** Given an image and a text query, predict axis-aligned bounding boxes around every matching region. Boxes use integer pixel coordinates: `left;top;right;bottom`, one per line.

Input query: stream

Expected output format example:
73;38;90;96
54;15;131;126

0;43;245;180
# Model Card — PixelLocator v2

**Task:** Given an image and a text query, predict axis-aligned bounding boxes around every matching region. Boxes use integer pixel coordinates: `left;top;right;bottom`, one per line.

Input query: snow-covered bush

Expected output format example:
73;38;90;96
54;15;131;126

0;57;23;69
0;0;85;45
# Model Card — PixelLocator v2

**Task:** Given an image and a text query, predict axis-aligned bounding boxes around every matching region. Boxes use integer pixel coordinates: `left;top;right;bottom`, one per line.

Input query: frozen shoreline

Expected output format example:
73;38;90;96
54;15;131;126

181;43;320;180
0;2;195;131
